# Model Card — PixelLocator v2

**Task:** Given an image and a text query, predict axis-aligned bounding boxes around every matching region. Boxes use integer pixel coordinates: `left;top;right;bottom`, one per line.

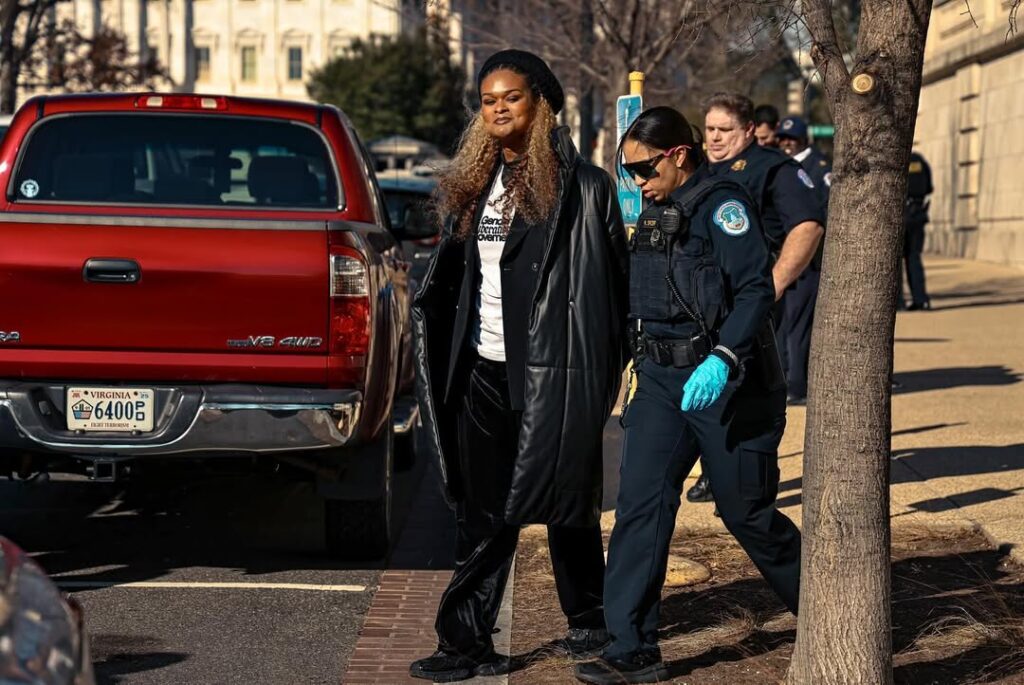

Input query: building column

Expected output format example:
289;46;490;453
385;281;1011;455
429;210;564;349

954;62;982;245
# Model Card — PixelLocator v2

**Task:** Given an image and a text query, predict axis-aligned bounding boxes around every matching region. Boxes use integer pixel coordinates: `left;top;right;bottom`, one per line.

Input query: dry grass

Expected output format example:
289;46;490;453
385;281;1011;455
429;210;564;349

509;523;1024;685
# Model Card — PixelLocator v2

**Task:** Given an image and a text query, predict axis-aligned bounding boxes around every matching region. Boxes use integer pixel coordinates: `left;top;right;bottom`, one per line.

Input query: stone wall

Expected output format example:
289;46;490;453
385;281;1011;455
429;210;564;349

915;0;1024;268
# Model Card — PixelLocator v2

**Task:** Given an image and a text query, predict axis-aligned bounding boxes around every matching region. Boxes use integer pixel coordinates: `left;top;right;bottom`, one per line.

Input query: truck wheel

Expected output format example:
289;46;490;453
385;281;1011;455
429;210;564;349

322;427;393;561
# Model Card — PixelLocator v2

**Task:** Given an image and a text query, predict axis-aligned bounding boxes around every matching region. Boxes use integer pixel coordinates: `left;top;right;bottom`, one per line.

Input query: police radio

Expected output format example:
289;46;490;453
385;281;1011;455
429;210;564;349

634;204;685;252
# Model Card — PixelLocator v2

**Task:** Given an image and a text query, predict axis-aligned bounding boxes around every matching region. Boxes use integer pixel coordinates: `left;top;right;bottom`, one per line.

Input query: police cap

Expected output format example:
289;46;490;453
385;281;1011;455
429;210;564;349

776;116;808;140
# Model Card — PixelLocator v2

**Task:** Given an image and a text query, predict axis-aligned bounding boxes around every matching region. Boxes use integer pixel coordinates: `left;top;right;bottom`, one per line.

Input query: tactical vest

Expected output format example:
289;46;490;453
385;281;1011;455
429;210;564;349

709;145;793;252
628;177;747;330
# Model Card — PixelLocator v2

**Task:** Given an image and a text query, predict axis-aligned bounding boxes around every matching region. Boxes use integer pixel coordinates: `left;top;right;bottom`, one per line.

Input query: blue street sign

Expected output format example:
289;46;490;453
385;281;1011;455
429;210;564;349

616;94;643;226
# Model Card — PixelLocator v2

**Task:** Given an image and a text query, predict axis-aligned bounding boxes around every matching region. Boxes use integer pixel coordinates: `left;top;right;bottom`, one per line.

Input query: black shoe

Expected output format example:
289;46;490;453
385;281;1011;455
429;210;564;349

410;650;486;682
786;394;807;406
474;651;512;676
686;474;713;502
906;301;931;311
555;628;611;660
575;651;670;684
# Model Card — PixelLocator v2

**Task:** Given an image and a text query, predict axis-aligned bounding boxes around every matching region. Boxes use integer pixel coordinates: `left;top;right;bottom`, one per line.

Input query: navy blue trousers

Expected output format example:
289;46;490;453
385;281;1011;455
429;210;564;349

902;221;930;306
780;268;820;398
604;359;801;658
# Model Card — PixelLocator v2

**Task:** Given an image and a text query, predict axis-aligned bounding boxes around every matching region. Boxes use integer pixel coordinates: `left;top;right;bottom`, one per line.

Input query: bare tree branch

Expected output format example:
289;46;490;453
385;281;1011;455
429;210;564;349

801;0;852;104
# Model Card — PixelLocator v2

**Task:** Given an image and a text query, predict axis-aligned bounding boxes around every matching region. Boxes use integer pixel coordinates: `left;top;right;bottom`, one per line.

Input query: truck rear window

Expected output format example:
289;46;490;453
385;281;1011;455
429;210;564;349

11;114;340;209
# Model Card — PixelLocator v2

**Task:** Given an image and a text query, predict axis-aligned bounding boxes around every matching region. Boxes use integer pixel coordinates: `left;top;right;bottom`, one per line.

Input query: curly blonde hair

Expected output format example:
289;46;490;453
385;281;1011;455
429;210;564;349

435;97;560;240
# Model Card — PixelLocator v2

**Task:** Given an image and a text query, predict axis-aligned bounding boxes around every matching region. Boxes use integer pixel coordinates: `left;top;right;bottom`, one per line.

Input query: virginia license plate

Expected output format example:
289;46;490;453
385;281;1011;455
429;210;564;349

66;387;155;432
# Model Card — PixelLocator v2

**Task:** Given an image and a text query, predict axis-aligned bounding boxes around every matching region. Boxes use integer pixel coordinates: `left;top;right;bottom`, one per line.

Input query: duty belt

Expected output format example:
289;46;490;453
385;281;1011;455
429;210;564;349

644;334;712;368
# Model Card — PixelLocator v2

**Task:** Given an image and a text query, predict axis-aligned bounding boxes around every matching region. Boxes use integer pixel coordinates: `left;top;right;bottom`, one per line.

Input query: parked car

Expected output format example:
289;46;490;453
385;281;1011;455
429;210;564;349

0;93;418;559
377;172;440;285
0;536;95;685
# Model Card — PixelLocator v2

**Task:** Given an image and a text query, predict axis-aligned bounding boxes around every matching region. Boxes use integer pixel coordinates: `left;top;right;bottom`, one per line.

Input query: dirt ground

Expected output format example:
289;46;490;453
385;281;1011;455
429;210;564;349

507;524;1024;685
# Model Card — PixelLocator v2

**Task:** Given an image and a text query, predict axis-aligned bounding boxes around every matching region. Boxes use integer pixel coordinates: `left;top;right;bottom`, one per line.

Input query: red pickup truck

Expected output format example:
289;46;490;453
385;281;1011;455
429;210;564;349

0;93;421;559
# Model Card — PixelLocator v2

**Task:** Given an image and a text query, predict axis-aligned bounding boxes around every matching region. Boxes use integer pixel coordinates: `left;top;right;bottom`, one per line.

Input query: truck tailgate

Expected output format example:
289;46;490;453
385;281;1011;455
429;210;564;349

0;216;329;383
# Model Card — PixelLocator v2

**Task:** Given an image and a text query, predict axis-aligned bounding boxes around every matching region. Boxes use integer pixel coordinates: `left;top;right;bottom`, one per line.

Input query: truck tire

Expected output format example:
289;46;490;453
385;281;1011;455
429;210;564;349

322;426;393;561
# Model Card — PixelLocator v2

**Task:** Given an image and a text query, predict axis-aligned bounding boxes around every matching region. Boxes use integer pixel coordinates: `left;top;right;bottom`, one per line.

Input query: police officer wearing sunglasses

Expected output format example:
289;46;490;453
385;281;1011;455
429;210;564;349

575;107;801;685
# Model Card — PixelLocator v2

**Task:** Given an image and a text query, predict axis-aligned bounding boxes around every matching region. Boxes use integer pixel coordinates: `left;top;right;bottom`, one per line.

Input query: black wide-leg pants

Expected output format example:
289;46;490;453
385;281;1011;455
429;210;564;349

434;353;606;658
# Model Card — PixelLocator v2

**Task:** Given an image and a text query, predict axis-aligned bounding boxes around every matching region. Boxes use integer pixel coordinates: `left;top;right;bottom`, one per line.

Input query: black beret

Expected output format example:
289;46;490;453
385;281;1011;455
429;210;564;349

477;49;565;115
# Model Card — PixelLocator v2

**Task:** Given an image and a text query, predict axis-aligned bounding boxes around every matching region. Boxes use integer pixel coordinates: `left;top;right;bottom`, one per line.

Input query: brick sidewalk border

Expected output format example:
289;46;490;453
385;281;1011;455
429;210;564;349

341;570;453;684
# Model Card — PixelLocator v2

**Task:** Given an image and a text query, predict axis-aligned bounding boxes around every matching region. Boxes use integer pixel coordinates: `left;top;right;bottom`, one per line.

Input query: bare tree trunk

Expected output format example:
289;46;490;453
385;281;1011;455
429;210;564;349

0;0;17;114
0;58;17;115
788;0;933;682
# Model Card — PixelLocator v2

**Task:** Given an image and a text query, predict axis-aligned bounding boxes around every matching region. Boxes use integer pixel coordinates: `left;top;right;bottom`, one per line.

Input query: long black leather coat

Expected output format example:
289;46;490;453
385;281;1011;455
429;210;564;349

411;127;629;527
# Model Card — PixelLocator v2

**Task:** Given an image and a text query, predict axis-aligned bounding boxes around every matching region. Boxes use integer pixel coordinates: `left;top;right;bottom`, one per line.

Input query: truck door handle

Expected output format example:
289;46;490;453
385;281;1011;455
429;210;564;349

83;258;141;283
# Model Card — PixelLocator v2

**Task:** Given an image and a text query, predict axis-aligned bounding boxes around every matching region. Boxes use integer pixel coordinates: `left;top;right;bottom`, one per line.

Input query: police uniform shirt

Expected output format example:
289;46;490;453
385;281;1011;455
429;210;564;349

907;152;933;198
707;142;825;252
794;146;831;222
645;175;773;363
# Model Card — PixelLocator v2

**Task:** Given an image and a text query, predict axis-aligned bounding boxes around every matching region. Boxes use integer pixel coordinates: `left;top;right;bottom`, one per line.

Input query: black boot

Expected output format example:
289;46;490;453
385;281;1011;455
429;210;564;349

410;649;510;682
575;650;670;684
685;473;713;503
555;628;611;660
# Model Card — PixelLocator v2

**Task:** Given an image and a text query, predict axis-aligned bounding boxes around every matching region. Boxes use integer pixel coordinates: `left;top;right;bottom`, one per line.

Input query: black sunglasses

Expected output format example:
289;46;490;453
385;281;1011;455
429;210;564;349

621;145;688;180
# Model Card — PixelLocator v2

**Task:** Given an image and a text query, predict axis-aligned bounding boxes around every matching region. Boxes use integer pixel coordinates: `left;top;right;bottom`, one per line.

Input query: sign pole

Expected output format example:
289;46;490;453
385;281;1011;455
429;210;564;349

616;72;645;234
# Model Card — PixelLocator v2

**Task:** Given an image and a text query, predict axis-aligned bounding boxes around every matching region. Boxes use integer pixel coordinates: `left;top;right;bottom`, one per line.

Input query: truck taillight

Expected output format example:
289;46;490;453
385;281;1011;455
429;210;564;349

330;254;369;297
329;252;370;356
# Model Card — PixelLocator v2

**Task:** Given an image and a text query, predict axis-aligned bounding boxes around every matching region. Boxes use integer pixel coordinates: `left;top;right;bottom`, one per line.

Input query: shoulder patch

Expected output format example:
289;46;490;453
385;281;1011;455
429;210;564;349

824;171;832;187
713;200;750;237
731;159;747;172
797;168;815;189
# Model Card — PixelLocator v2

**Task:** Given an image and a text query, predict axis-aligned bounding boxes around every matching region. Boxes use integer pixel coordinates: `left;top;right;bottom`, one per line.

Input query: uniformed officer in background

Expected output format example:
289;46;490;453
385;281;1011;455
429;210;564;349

575;106;801;685
774;115;830;405
753;104;780;147
902;151;933;310
686;93;825;503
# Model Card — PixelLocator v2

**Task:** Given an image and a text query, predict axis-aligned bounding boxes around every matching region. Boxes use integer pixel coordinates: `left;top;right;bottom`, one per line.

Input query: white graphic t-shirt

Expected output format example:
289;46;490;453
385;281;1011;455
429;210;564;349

473;167;514;362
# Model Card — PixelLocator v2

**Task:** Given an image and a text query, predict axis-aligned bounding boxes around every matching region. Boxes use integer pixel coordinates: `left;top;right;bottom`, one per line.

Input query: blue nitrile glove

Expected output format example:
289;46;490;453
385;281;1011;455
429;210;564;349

681;355;730;412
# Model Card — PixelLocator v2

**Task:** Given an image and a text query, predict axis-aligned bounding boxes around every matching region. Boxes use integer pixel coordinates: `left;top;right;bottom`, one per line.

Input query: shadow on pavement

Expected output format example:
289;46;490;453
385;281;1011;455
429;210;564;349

91;634;189;685
893;365;1022;395
775;443;1024;511
915;275;1024;312
0;447;444;587
893;443;1024;483
899;486;1024;515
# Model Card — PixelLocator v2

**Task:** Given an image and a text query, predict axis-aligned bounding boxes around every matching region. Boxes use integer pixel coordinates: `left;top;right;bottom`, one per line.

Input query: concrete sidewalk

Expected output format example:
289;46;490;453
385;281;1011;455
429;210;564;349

600;255;1024;561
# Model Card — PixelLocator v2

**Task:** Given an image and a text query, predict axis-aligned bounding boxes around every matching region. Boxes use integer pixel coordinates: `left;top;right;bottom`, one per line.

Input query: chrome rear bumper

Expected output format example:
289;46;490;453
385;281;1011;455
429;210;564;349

0;383;362;457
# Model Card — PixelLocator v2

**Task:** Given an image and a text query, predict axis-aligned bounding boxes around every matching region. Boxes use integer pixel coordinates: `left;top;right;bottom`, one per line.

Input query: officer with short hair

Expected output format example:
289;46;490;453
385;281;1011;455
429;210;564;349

686;94;826;503
754;104;780;147
902;151;933;310
575;107;801;685
774;115;830;405
703;94;825;296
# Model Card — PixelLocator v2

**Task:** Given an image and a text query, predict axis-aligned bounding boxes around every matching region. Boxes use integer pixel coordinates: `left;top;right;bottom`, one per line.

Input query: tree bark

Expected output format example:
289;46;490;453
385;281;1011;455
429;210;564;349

787;0;933;682
0;0;18;114
0;57;17;115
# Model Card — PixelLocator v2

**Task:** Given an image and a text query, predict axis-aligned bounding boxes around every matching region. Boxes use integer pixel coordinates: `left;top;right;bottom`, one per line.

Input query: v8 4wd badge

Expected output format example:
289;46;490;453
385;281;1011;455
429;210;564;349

0;331;20;343
227;335;323;349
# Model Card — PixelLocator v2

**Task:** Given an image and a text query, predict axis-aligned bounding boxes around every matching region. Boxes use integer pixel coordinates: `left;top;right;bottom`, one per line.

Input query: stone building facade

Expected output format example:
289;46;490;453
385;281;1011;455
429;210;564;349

916;0;1024;267
26;0;420;103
